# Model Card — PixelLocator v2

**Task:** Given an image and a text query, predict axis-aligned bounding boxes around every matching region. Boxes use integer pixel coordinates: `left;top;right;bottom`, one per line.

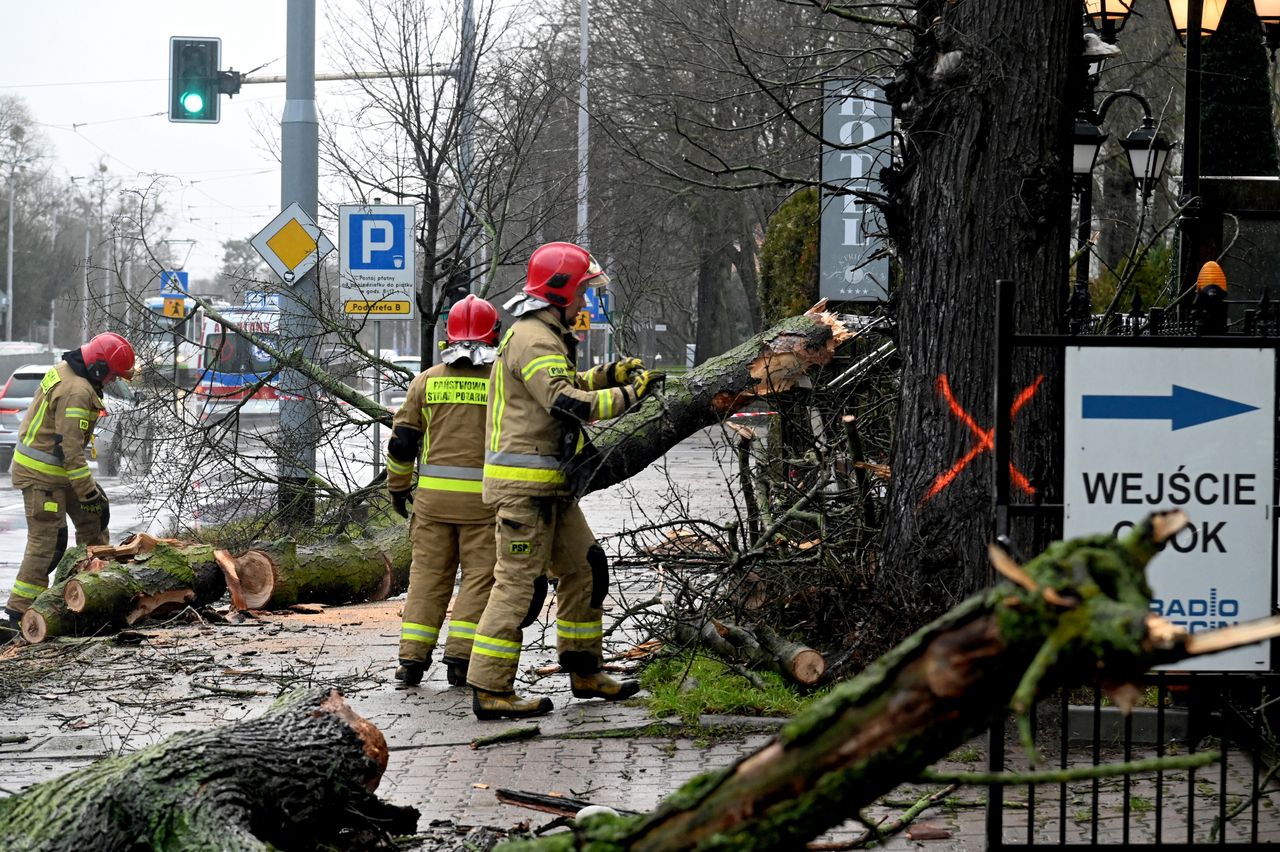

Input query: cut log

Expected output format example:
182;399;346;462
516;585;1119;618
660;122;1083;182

248;524;412;609
755;623;826;686
671;617;826;687
504;513;1280;851
23;542;225;644
0;688;418;852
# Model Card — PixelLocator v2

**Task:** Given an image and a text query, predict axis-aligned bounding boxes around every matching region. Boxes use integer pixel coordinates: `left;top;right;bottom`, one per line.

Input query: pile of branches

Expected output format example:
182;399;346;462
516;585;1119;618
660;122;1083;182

611;319;900;683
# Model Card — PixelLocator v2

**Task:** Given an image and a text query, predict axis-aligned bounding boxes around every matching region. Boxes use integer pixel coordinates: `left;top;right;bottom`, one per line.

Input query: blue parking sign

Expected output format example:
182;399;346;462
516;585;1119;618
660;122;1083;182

348;213;408;270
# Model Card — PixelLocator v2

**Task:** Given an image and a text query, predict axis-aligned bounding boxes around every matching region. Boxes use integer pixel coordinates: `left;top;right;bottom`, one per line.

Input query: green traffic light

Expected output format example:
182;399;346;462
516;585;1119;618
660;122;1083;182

181;91;205;114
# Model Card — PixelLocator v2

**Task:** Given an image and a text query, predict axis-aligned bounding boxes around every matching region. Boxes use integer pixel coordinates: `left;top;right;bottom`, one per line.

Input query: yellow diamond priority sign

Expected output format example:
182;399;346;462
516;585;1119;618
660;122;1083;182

251;202;335;286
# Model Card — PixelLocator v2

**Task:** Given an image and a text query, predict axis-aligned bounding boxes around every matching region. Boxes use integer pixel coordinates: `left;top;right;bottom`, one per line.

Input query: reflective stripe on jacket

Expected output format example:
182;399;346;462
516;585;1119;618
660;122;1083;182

11;363;101;499
483;308;634;500
389;361;492;523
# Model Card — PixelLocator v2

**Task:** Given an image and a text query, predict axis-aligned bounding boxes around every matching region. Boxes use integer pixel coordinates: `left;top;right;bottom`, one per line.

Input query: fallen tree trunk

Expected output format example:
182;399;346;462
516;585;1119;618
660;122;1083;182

497;512;1280;851
23;527;412;643
0;688;417;852
583;307;859;496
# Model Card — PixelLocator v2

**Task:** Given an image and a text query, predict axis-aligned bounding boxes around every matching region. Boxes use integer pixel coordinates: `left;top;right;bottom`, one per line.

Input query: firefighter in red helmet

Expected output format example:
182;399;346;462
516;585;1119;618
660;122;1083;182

467;242;664;719
2;333;136;643
386;294;502;687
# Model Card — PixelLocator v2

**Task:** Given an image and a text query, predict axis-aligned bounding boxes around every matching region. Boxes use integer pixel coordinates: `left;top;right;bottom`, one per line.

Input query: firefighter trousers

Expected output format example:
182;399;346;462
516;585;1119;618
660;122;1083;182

467;496;606;693
398;514;497;665
5;486;107;614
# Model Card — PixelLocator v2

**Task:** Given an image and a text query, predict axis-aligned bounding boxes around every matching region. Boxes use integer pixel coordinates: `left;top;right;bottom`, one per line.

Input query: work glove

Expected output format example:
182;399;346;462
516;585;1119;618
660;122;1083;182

608;357;644;386
630;369;666;401
390;488;414;518
80;488;110;529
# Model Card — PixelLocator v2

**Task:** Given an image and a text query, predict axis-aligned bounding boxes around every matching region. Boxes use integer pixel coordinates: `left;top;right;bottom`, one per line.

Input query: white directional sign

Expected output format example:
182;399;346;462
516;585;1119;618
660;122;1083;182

250;202;335;286
1064;347;1275;671
339;204;416;319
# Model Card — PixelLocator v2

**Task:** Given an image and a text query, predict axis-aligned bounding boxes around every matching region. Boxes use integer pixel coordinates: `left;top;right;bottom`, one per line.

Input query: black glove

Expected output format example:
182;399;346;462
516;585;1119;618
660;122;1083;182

390;488;414;518
80;488;109;528
630;369;666;401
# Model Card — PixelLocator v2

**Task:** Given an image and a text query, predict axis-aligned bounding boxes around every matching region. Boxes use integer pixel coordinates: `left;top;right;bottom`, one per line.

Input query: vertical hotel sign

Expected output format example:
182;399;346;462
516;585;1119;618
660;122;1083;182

820;80;891;301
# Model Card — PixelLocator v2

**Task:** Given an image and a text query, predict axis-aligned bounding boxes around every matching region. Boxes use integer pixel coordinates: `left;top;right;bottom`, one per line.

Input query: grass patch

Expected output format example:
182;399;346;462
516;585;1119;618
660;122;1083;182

639;652;819;725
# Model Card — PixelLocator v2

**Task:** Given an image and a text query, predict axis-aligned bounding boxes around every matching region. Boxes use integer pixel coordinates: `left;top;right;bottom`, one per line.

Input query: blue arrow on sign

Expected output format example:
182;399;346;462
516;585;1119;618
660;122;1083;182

1082;385;1259;431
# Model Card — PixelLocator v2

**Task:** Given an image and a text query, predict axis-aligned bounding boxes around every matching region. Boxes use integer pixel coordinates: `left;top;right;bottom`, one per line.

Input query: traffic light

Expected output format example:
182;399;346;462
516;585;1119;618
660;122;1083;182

169;37;221;123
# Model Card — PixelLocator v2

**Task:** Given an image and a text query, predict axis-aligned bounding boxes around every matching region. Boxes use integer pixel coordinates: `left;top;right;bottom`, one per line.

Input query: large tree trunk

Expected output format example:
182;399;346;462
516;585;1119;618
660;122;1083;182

498;513;1280;851
880;1;1076;635
584;309;853;495
0;688;417;852
22;528;413;644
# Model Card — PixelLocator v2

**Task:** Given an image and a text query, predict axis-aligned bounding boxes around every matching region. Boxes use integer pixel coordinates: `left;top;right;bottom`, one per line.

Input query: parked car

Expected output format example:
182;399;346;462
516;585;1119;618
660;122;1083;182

94;379;150;477
0;363;58;472
0;362;148;477
381;355;421;409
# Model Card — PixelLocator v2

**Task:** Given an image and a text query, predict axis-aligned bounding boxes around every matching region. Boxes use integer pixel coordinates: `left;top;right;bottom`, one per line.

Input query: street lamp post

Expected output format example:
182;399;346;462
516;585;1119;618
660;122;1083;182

1069;78;1172;332
5;125;23;342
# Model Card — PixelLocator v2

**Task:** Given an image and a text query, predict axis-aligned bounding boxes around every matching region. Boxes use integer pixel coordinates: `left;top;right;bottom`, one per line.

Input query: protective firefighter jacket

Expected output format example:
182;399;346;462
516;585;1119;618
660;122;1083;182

483;308;635;501
11;362;103;501
388;361;492;523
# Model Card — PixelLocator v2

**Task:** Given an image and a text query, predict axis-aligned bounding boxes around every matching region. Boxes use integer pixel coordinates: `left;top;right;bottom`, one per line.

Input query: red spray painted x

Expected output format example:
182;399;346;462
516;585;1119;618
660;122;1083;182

922;373;1044;503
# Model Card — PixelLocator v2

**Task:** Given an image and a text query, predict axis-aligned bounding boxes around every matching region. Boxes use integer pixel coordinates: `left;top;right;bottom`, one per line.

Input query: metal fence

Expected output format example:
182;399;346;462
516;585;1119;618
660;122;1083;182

989;673;1280;848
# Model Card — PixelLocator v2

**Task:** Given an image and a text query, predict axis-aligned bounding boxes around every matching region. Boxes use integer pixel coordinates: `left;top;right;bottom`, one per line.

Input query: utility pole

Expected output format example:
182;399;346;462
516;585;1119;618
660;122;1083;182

5;125;23;341
277;0;320;525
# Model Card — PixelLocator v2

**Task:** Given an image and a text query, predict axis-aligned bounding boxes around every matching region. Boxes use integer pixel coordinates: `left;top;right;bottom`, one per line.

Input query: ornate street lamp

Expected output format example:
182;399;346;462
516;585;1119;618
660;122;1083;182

1119;118;1175;200
1085;1;1136;42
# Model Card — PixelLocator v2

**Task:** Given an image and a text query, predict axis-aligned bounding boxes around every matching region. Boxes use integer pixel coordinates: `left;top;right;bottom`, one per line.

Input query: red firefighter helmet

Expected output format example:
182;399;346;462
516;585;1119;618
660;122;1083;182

523;242;608;307
446;295;500;345
81;332;136;383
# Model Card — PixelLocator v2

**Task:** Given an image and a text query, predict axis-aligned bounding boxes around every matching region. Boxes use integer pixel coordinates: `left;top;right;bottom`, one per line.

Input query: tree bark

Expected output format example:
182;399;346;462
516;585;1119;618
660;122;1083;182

0;688;417;852
880;0;1075;637
496;514;1280;851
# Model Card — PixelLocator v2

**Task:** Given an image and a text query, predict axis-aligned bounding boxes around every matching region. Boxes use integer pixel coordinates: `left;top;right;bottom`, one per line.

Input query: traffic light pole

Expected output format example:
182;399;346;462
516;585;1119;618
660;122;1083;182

278;0;320;527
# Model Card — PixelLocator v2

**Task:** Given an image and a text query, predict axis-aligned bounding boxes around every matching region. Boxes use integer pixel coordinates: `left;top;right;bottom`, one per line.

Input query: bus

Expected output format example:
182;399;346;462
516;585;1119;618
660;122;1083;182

187;306;282;423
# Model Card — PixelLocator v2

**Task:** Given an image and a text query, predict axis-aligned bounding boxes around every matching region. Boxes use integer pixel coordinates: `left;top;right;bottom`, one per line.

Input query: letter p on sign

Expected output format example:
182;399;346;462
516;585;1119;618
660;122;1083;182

362;220;394;264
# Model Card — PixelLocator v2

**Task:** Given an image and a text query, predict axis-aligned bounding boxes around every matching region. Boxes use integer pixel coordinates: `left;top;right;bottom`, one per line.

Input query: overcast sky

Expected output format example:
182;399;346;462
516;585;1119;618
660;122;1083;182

0;1;354;284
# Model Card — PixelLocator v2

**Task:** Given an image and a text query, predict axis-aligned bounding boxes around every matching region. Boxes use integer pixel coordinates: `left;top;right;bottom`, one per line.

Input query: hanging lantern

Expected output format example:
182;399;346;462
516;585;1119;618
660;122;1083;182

1084;1;1136;42
1165;0;1229;42
1119;119;1174;201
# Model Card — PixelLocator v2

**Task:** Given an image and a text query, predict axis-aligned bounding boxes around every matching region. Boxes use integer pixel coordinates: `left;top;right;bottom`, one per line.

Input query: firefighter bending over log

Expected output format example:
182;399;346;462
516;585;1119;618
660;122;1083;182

2;333;136;643
467;241;664;719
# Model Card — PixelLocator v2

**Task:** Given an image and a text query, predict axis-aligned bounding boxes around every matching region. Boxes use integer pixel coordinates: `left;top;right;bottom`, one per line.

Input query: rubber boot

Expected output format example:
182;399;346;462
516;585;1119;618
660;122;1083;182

569;671;640;701
442;656;469;687
472;688;553;720
395;659;428;686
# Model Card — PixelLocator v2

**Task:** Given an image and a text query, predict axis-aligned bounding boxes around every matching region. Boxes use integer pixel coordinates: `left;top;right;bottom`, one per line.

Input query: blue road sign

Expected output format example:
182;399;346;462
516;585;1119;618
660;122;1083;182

159;270;189;296
347;212;409;270
1082;385;1259;431
245;291;282;310
582;288;610;323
